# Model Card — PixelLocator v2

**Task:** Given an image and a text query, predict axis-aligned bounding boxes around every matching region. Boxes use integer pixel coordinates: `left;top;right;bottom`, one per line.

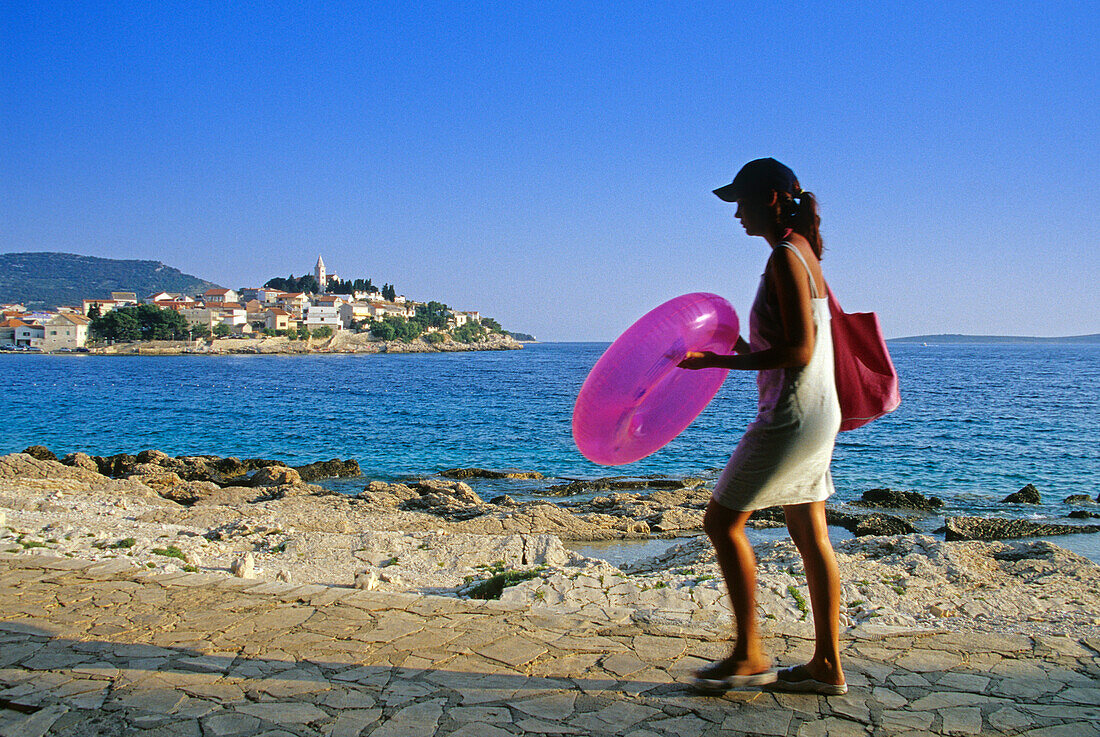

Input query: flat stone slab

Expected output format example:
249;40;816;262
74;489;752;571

0;556;1097;736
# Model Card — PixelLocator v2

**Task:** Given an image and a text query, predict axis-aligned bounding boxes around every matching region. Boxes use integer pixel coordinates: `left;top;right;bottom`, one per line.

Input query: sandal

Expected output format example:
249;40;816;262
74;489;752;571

769;666;848;695
690;660;777;693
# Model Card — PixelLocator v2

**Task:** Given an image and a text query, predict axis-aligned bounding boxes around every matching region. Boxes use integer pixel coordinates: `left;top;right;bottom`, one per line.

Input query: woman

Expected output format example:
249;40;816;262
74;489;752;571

678;158;846;695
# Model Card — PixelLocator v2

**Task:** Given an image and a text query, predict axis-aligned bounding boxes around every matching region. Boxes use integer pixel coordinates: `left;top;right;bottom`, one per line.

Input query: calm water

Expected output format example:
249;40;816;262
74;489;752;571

2;344;1098;556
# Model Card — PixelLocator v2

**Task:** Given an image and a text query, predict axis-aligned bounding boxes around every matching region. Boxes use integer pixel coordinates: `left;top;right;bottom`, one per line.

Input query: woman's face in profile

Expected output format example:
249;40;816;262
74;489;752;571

734;192;770;237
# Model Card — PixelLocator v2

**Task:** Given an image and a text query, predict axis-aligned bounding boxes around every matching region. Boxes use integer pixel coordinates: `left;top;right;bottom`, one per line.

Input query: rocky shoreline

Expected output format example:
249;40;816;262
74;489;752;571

2;448;1099;640
79;331;523;356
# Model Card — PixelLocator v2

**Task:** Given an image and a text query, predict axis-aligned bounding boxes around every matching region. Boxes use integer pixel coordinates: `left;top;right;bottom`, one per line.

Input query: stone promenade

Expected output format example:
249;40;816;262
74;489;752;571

0;554;1098;737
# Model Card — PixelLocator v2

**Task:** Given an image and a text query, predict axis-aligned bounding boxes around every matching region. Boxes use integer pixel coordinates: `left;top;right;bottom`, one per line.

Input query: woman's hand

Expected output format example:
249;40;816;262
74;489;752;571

678;351;721;370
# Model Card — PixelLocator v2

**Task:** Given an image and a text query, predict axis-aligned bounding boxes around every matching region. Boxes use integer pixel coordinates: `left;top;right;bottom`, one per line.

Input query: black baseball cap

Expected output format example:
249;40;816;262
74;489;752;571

713;158;799;202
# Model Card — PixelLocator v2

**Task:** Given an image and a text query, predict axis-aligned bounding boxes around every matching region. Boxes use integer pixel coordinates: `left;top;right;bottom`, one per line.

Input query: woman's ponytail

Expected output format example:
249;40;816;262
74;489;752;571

792;190;823;259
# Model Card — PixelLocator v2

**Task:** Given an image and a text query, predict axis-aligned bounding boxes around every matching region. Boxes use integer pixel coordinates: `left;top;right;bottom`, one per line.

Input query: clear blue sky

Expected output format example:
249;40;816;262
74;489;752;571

3;1;1097;340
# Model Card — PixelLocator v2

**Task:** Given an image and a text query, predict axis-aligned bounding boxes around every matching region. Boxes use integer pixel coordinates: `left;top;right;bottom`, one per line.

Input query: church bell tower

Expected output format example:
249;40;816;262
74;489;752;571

314;255;327;292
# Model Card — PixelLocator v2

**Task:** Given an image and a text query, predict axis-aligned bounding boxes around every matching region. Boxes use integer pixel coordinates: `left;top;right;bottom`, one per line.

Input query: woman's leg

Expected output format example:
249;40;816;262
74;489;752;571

703;500;770;674
783;501;845;684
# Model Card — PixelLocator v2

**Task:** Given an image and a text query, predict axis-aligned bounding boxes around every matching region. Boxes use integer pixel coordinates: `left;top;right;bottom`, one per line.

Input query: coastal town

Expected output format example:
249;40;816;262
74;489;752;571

0;256;509;353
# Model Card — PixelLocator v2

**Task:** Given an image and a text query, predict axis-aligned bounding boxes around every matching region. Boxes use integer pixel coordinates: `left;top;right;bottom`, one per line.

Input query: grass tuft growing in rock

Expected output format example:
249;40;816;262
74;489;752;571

466;569;543;600
151;545;186;560
788;585;809;620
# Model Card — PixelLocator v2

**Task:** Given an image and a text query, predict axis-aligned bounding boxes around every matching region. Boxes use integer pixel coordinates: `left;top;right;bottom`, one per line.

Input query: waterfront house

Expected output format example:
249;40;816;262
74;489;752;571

338;301;373;329
313;294;345;309
303;303;341;331
13;321;45;348
369;301;415;319
203;288;239;304
179;308;220;331
237;287;261;303
210;302;247;327
41;313;91;351
82;299;117;316
276;292;310;316
257;288;286;304
0;319;21;346
244;299;265;319
151;295;196;309
263;308;292;331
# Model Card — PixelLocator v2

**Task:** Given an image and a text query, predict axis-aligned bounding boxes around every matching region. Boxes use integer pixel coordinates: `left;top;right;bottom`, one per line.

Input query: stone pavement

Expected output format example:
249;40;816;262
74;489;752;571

0;553;1098;736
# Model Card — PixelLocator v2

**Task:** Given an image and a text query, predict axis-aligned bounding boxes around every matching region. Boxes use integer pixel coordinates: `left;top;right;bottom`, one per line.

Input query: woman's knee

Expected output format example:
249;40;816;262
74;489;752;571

705;501;751;544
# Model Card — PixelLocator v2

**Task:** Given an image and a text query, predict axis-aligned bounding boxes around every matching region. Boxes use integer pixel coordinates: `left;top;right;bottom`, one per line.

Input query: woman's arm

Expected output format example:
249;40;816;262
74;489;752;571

679;248;816;371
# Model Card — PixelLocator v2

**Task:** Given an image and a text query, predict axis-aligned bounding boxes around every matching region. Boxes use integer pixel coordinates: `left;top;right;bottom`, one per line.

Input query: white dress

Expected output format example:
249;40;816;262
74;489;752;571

711;243;842;511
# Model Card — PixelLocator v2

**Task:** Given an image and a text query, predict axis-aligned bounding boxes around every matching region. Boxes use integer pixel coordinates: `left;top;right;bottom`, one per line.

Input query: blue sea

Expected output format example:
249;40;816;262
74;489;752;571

2;344;1098;559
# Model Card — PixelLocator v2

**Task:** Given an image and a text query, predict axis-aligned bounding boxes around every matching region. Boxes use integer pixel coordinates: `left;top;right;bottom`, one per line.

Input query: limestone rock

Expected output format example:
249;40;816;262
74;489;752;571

1064;494;1094;504
354;569;378;590
1002;484;1041;504
0;453;106;484
854;488;944;511
276;569;292;583
441;467;545;480
135;449;171;465
62;452;100;472
231;553;257;579
93;453;138;477
651;507;705;533
853;514;919;537
250;465;302;487
293;458;360;481
414;478;482;504
945;516;1100;541
21;445;58;462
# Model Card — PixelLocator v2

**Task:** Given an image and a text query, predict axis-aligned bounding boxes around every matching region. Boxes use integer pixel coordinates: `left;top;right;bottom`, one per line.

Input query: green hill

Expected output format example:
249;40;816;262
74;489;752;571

0;252;222;310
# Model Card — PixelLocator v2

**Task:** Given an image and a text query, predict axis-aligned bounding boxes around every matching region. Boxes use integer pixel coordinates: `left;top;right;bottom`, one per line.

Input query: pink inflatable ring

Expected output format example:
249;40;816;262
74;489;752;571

573;292;739;465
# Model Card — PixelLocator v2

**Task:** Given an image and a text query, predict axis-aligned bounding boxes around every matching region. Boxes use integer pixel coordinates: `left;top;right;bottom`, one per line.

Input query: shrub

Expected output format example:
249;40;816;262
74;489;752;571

424;332;445;345
312;326;334;339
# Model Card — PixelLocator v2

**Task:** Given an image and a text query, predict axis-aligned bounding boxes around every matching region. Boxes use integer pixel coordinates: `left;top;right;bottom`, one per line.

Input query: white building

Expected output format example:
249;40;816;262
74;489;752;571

303;303;341;331
203;288;239;304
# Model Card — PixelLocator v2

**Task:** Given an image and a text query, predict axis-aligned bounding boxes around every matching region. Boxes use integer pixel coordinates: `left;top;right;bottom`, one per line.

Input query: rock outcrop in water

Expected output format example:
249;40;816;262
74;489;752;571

441;468;545;480
46;446;361;487
1002;483;1042;504
852;488;944;511
945;516;1100;541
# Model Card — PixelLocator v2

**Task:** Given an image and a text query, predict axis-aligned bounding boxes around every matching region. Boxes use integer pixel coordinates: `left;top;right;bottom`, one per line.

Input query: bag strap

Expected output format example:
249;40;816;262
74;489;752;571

775;242;820;299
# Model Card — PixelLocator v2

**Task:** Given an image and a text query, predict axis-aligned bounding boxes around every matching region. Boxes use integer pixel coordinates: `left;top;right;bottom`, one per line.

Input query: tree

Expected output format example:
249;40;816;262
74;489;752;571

452;321;487;344
86;304;101;319
296;325;311;340
90;310;140;342
382;283;396;301
213;323;231;338
481;317;503;333
370;321;395;341
415;301;450;329
298;275;320;295
424;331;445;345
312;326;333;339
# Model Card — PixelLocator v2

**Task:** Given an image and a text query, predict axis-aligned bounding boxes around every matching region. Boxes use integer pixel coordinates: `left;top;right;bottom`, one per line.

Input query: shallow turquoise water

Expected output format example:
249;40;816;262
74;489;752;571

2;343;1098;558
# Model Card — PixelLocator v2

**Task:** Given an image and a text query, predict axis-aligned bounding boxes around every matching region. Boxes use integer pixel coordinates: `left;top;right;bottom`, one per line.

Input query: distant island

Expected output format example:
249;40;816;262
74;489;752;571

890;333;1100;345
